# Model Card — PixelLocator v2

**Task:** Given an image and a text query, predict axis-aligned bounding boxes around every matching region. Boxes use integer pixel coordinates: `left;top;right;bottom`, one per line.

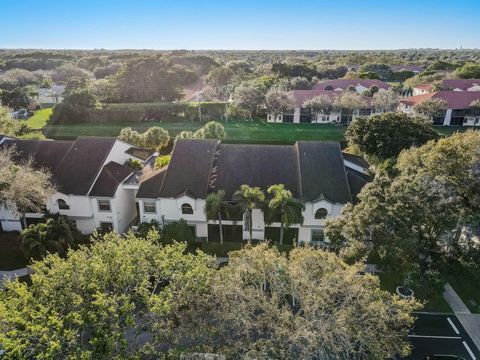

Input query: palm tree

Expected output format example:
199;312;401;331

267;184;305;245
205;190;226;244
233;185;265;242
20;216;76;260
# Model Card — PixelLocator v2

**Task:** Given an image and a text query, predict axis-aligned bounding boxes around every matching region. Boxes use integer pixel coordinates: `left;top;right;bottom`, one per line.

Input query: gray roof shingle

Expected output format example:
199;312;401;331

158;139;219;198
90;161;133;197
139;139;355;204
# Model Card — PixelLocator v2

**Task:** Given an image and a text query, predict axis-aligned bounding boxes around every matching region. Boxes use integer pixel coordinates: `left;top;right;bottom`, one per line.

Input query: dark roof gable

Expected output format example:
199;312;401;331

90;161;133;197
139;139;354;204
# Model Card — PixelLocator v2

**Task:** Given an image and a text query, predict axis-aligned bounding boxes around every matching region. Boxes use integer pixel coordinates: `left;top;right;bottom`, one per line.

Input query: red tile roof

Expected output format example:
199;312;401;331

442;79;480;91
313;79;390;91
288;89;372;108
400;91;480;109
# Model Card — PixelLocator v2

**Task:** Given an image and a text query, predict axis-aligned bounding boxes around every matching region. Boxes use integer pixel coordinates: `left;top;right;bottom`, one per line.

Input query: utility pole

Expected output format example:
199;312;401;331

197;93;202;123
224;85;229;123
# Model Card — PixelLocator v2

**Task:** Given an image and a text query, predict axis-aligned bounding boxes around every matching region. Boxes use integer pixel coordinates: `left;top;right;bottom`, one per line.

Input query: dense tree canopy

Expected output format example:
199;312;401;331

346;112;439;162
0;235;420;359
205;244;419;359
327;131;480;277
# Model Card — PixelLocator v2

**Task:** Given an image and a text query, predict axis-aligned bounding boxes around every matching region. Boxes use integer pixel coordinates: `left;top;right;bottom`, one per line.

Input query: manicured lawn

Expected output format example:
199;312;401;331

445;265;480;314
22;107;53;129
43;120;348;143
41;118;477;144
378;271;452;313
0;232;28;271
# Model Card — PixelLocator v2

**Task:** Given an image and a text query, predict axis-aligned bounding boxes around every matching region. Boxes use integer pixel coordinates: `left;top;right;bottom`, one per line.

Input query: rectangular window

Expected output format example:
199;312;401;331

311;229;325;243
97;199;111;212
143;200;156;214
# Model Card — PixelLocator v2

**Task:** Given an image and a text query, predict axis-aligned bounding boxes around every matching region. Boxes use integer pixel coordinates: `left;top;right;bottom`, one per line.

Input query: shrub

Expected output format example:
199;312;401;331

51;102;226;124
154;154;171;169
124;158;143;171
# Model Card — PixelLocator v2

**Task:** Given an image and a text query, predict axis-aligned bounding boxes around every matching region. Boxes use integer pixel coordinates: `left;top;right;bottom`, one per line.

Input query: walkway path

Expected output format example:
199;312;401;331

0;268;31;288
444;282;480;352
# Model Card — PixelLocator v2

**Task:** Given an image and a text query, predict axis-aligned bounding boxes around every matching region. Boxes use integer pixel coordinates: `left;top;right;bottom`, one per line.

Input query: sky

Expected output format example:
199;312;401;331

1;0;479;50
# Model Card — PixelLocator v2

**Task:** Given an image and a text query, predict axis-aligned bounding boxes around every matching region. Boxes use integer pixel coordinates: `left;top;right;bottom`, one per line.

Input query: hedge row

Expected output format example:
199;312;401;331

51;102;227;124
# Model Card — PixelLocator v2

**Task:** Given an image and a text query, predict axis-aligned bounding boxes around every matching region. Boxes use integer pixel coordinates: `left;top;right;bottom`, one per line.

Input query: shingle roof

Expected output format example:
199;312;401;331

2;137;118;196
401;91;480;109
442;79;480;91
52;137;116;195
158;139;219;198
346;169;371;204
212;143;300;199
297;142;351;203
313;79;390;91
136;168;167;198
342;152;370;169
414;83;434;91
4;139;74;170
89;161;132;197
288;89;372;108
139;140;354;204
125;146;155;161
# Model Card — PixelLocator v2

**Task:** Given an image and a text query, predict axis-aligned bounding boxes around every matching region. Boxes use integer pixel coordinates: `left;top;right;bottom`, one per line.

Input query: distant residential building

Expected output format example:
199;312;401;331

36;85;65;104
442;79;480;92
313;79;390;93
267;90;373;125
136;139;370;245
412;83;434;96
413;79;480;96
400;91;480;126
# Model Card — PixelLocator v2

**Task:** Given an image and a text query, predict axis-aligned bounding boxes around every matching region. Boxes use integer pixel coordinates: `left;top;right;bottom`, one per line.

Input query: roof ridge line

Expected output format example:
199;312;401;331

294;142;304;201
86;139;117;196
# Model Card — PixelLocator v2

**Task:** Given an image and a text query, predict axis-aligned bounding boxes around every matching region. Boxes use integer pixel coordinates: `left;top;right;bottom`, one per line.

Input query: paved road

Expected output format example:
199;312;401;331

404;313;480;360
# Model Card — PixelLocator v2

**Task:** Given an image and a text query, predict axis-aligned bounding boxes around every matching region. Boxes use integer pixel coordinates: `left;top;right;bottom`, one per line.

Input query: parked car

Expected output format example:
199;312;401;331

423;356;467;360
10;109;33;119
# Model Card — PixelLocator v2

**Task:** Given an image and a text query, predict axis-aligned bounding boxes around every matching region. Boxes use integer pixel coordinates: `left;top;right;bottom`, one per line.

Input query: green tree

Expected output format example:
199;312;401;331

372;89;400;112
302;94;335;120
327;131;480;275
205;190;227;244
207;243;419;359
266;184;305;245
265;88;295;123
0;87;32;110
142;126;170;151
0;105;19;135
334;91;367;122
456;62;480;78
233;185;265;241
346;112;438;162
414;98;448;121
231;81;265;119
195;121;225;140
0;232;214;359
21;215;82;260
0;147;55;228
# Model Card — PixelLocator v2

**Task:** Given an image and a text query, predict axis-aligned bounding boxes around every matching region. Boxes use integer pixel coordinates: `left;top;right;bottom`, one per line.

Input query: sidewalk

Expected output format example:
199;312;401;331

444;282;480;352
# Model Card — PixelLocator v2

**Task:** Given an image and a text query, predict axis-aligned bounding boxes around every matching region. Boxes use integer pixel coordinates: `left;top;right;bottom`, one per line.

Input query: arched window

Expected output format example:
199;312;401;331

58;199;70;210
181;203;193;215
315;208;328;219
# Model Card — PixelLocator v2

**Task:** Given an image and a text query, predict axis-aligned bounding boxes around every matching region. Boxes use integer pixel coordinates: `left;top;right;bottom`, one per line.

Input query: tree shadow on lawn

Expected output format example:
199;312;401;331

0;232;28;271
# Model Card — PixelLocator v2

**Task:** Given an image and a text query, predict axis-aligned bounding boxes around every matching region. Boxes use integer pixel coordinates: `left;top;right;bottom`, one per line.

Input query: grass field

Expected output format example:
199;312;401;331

22;108;53;129
378;271;452;313
38;117;474;144
42;120;349;143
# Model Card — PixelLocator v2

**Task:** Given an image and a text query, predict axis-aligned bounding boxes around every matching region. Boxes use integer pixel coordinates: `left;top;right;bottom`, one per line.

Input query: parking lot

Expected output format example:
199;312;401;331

404;313;480;360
